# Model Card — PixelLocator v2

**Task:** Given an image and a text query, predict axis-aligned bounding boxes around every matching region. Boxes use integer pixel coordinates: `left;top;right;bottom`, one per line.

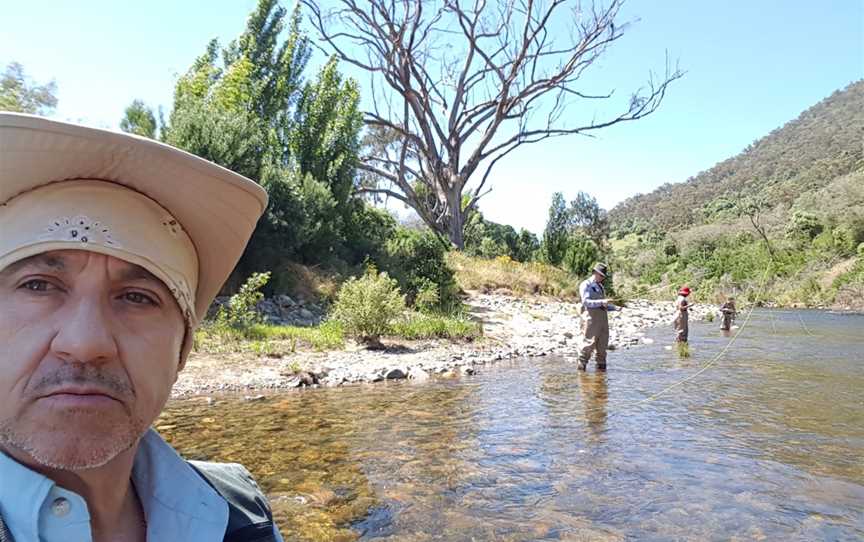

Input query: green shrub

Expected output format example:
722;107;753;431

331;268;405;343
216;272;271;329
379;228;459;311
832;222;864;256
341;202;398;264
478;236;509;259
785;210;823;240
413;279;440;314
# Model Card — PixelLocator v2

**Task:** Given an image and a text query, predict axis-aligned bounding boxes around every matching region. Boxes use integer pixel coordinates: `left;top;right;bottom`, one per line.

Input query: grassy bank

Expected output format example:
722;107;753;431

448;252;580;298
194;312;482;356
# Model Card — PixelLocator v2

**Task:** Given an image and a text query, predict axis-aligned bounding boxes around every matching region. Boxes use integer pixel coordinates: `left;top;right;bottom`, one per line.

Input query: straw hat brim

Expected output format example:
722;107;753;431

0;113;268;322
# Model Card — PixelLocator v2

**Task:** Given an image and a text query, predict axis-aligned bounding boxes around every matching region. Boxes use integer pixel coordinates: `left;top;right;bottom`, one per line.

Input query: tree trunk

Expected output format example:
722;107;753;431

446;184;465;249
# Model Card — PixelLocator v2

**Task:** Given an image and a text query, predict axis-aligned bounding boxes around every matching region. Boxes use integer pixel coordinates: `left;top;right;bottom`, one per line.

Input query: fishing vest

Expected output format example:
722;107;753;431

190;461;279;542
0;462;278;542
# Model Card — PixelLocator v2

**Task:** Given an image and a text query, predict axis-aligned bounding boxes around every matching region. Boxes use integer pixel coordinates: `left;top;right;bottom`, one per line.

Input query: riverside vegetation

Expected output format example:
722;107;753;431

5;3;860;387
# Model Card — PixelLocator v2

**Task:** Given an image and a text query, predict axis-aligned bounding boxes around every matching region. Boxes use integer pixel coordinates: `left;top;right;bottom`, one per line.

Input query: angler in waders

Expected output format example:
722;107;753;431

719;297;737;331
674;286;692;342
577;263;621;371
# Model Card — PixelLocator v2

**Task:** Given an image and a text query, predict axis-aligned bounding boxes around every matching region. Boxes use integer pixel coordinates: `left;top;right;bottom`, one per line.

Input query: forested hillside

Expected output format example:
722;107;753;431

610;81;863;233
608;81;864;309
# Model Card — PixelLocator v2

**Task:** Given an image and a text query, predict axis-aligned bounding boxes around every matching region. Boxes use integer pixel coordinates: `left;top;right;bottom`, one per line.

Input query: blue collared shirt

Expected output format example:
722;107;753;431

580;277;606;310
0;429;284;541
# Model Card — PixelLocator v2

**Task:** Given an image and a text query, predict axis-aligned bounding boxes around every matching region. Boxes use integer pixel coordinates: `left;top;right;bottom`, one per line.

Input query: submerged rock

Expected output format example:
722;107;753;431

385;368;408;380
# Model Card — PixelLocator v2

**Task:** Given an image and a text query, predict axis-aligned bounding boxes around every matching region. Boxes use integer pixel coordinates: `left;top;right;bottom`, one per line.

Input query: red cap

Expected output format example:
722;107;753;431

679;286;691;296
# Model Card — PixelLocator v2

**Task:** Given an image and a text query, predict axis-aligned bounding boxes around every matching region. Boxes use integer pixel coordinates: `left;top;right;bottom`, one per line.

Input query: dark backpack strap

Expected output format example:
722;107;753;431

189;461;278;542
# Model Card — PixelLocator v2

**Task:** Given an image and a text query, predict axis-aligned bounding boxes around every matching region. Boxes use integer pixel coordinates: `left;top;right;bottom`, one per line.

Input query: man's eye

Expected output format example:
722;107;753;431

123;292;158;306
21;279;52;292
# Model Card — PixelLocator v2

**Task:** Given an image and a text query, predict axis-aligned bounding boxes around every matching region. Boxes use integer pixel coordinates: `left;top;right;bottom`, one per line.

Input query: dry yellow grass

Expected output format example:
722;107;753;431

447;252;580;299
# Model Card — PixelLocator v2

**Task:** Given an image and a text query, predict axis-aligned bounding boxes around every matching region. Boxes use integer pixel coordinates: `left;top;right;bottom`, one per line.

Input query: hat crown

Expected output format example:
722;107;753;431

593;262;609;276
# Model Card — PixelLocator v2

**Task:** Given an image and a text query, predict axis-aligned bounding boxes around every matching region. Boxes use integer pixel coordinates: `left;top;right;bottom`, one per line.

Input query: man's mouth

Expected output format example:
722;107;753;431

40;386;123;407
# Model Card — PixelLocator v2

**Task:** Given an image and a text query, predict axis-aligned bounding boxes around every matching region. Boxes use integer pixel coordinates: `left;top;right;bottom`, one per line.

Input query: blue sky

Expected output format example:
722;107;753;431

2;0;862;234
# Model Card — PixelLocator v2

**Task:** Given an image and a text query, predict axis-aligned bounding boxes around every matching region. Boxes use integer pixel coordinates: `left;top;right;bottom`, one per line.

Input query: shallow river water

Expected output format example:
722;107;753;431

159;310;864;541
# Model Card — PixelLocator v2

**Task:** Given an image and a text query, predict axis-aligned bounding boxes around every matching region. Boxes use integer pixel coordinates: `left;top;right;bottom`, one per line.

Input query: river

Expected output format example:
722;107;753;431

159;309;864;541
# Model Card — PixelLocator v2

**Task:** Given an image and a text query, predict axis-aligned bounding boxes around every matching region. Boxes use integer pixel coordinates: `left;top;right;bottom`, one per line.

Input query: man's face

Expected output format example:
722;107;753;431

0;250;185;470
593;271;605;283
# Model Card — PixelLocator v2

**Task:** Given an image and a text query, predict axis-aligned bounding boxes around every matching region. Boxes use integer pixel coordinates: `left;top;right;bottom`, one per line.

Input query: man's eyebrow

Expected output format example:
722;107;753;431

117;264;163;285
0;254;65;278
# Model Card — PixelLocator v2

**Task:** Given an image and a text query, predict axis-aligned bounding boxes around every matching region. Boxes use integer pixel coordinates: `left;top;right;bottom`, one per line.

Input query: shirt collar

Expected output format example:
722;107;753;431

0;429;229;542
133;429;229;539
0;449;54;541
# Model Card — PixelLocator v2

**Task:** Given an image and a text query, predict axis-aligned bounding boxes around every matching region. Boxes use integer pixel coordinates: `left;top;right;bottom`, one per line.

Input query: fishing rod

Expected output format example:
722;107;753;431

577;264;773;419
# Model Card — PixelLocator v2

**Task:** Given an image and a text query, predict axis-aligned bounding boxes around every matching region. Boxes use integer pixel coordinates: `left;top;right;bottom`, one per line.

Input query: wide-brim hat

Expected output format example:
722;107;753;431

0;112;268;324
592;263;609;277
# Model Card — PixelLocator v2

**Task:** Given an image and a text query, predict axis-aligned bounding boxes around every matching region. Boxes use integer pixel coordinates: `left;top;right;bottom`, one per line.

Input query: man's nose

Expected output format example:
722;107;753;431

50;296;119;366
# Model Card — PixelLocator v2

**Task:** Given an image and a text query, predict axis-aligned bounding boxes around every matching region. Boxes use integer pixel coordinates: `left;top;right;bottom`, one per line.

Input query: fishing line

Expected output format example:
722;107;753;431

577;264;772;420
797;311;815;336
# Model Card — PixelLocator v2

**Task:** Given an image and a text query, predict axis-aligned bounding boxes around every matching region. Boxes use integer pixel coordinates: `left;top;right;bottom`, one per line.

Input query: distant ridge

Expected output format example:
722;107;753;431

609;80;864;233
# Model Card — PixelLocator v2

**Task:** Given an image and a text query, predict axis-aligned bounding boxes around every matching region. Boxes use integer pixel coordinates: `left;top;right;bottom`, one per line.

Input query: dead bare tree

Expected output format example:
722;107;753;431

736;192;776;260
302;0;683;248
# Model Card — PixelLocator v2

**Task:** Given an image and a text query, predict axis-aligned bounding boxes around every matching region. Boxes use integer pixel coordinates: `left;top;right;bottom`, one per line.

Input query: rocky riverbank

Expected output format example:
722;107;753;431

172;293;714;397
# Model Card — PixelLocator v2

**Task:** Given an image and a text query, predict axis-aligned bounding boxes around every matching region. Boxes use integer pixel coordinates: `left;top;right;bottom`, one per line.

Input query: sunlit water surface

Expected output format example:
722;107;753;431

159;310;864;541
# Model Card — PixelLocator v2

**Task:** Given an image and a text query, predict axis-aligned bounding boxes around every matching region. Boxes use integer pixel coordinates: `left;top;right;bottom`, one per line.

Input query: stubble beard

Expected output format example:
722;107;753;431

0;408;147;470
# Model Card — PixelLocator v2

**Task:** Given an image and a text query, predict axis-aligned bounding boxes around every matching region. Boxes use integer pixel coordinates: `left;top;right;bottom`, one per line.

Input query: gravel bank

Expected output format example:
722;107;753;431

172;294;714;397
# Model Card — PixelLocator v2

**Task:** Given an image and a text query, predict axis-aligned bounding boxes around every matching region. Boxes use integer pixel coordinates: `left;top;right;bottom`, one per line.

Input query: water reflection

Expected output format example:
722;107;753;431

578;371;608;436
160;310;864;540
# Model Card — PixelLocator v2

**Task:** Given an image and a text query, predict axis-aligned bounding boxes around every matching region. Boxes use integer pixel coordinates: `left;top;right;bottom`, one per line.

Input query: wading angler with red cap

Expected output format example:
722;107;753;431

0;114;283;542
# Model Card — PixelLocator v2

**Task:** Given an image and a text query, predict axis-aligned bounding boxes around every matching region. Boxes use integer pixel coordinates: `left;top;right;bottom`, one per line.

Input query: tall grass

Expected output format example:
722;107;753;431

447;252;580;298
389;312;482;340
194;320;345;354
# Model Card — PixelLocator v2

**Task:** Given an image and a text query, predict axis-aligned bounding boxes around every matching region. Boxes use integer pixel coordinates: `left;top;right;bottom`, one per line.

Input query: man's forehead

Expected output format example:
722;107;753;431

0;251;163;284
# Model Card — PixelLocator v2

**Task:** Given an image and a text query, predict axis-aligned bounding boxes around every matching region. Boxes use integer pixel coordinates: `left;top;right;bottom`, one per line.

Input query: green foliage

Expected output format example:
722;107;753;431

561;234;599;277
290;58;362;208
542;191;610;270
127;1;390;283
569;191;609;248
542;192;570;265
195;320;344;353
340;203;398;264
332;269;406;343
785;210;823;240
609;81;864;233
390;313;481;340
0;62;57;115
464;209;539;262
608;84;864;308
700;197;737;222
165;100;267;179
831;221;864;256
380;228;459;310
412;279;440;314
120;99;157;138
216;272;271;329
